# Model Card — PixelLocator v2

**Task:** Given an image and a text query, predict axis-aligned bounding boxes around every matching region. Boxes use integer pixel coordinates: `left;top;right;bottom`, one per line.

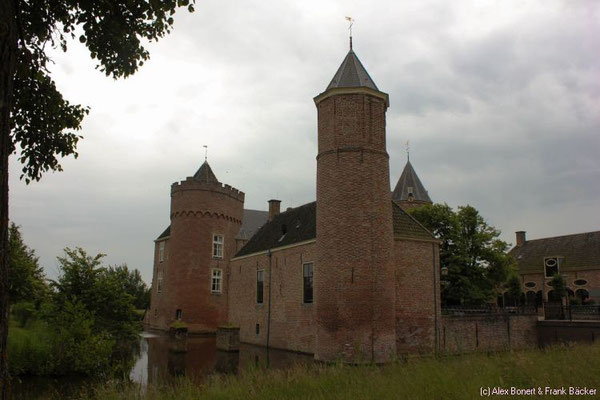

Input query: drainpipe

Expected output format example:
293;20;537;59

266;249;273;352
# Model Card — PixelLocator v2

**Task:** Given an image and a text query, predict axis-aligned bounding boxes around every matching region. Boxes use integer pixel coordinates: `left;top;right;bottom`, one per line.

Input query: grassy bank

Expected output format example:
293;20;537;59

93;343;600;400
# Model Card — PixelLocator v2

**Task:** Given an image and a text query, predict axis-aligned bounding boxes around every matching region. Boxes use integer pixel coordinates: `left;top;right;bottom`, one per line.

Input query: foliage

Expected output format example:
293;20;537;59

107;264;150;310
92;343;600;400
550;274;567;302
9;0;196;182
2;1;195;395
409;203;515;306
7;223;47;304
52;248;139;341
505;274;523;306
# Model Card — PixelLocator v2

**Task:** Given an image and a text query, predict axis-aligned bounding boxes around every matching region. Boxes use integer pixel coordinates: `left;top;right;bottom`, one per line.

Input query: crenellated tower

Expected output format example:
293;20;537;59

314;45;397;363
148;161;244;333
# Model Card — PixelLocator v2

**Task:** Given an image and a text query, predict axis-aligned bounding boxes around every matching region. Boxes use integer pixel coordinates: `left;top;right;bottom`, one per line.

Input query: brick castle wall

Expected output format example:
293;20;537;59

228;243;316;354
440;314;538;353
146;179;244;333
315;92;397;363
394;239;441;353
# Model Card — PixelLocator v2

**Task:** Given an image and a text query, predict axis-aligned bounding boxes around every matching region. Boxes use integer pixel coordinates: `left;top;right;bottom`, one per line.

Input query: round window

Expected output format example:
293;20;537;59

524;282;536;288
574;279;588;286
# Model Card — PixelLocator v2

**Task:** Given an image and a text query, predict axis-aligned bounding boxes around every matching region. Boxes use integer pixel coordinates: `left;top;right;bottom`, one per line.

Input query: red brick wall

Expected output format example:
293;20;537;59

146;179;244;333
315;92;397;363
394;239;441;353
440;314;538;353
227;243;316;354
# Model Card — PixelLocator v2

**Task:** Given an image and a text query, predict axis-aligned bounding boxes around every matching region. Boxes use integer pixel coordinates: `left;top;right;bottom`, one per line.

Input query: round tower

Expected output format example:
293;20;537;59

164;161;244;333
314;46;397;362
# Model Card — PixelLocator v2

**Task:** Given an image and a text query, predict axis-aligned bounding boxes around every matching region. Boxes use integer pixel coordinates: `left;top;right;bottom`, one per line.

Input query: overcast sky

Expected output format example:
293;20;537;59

9;0;600;284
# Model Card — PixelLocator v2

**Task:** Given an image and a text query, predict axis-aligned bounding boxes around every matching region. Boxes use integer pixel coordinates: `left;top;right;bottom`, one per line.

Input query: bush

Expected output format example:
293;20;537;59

11;301;36;327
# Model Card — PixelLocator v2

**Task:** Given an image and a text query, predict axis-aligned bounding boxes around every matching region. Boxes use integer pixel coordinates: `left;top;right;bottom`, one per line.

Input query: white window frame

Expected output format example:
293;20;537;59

157;270;163;293
211;268;222;294
213;234;224;259
158;241;165;262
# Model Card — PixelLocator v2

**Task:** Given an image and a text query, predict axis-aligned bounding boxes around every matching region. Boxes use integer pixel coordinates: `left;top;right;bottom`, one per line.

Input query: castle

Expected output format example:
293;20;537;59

145;43;442;362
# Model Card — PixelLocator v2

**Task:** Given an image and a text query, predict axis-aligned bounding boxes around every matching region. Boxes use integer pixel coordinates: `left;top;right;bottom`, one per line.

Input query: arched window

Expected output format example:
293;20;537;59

526;291;536;305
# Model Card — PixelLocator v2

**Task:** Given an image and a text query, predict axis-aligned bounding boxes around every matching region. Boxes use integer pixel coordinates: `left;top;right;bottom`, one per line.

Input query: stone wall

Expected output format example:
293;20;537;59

440;314;538;354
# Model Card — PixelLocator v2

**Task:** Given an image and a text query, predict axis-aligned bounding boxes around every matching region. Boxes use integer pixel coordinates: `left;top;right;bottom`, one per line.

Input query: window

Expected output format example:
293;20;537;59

213;234;224;258
211;268;222;293
158;241;165;262
255;323;260;335
157;270;163;293
175;309;182;320
257;270;264;304
303;262;314;303
544;257;560;278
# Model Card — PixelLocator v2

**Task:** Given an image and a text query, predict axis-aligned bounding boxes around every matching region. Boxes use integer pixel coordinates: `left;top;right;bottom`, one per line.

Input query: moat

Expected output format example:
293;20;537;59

13;332;314;399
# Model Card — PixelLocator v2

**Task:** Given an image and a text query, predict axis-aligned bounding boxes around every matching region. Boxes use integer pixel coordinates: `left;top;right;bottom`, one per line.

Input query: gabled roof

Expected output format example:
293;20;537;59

193;161;219;183
156;226;170;241
509;231;600;274
392;161;432;203
235;202;317;258
326;49;379;91
392;201;436;241
235;200;437;258
236;209;269;240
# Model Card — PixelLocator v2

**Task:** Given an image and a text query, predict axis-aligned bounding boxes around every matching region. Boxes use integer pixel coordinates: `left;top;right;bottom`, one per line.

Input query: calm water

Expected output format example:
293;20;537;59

12;332;313;399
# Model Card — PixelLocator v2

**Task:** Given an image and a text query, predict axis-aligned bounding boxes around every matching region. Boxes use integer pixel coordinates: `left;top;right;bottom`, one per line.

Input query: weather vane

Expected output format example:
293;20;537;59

203;145;208;162
405;140;410;162
345;16;354;50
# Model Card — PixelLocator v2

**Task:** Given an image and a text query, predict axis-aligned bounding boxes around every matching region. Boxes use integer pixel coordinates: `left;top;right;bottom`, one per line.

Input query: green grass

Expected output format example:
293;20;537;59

92;343;600;400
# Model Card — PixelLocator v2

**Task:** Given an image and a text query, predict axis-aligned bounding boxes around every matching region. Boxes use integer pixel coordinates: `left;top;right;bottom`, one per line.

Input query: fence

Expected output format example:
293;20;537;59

543;303;600;321
442;304;538;316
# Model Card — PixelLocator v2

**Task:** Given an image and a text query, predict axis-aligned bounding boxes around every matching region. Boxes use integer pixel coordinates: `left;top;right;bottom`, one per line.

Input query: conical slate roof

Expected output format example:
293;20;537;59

193;161;219;183
326;49;379;91
392;161;432;203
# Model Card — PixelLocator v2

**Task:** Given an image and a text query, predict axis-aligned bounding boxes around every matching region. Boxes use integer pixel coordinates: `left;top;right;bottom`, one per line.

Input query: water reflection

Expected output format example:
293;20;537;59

131;332;314;386
13;332;314;399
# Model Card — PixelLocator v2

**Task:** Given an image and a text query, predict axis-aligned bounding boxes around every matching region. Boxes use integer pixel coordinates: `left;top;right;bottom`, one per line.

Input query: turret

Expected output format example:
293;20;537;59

314;44;397;363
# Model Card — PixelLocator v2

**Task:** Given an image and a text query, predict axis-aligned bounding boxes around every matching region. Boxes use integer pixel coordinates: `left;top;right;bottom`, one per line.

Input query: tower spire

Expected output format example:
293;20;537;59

405;140;410;162
203;144;208;162
345;16;354;50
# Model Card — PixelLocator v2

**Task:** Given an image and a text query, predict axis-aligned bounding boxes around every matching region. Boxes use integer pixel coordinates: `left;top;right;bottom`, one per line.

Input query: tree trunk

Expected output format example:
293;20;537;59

0;0;17;398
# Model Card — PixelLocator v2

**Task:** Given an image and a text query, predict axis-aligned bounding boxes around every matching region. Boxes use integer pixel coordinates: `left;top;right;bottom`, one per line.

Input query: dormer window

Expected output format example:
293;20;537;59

213;234;224;258
544;257;560;278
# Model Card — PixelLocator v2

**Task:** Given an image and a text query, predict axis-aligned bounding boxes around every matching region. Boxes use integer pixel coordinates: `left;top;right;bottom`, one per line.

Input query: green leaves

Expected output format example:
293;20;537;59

409;203;515;306
11;0;196;181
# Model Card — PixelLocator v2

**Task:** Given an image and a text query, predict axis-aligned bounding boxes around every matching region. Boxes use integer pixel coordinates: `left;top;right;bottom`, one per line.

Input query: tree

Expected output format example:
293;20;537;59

409;203;515;306
8;223;46;305
505;274;522;307
549;273;567;303
52;248;138;340
106;264;150;310
1;2;195;396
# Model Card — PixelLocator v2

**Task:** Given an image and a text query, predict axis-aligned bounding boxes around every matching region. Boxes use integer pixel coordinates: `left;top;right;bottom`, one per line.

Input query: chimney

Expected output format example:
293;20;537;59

516;231;526;247
268;199;281;221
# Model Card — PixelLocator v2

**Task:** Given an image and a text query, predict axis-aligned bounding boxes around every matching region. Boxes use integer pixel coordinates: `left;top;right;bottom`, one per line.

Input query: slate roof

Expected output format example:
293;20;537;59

236;209;269;240
155;209;269;242
157;226;170;240
392;161;432;203
392;201;436;241
235;200;436;257
326;49;379;91
509;231;600;274
235;202;317;257
193;161;219;183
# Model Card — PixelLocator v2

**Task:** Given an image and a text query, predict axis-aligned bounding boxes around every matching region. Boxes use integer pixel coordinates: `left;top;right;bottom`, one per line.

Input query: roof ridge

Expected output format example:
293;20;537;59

524;231;600;243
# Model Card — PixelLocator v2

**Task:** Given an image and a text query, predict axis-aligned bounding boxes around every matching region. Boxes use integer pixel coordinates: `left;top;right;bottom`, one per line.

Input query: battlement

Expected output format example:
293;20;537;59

171;177;245;202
